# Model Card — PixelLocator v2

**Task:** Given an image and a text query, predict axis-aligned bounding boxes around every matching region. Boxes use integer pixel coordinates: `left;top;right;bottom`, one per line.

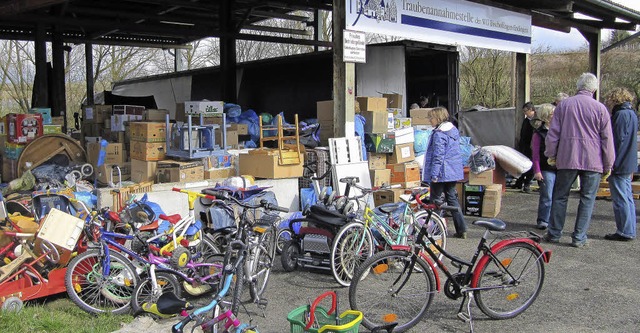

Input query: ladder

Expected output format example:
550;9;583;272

259;114;301;165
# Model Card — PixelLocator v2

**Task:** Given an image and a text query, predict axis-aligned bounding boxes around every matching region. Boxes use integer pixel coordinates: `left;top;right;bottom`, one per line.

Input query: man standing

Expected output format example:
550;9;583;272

603;87;638;241
514;102;536;192
544;73;615;248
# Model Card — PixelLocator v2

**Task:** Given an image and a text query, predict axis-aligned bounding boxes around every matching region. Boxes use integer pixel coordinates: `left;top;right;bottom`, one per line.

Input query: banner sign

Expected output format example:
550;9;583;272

346;0;532;53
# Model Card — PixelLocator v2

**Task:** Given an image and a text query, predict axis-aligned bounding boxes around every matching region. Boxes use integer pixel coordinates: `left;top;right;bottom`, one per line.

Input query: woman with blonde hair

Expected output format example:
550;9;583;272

603;87;637;241
422;107;467;238
531;103;556;229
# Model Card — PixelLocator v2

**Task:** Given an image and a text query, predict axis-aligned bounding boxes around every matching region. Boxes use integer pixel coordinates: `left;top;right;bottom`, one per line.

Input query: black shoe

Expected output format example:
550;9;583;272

522;185;531;193
603;233;634;241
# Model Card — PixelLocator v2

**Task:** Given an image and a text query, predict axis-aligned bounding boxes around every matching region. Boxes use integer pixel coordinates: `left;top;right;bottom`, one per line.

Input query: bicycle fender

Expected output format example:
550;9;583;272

470;238;548;288
389;245;441;291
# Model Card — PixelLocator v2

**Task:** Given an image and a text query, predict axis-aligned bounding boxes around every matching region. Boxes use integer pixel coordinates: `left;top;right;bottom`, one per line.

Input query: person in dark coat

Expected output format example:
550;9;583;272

513;102;536;192
603;87;638;241
423;107;467;238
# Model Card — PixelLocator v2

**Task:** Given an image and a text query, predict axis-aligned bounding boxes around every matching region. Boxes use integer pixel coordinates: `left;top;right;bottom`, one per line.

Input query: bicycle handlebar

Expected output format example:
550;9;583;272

202;189;289;213
172;187;216;201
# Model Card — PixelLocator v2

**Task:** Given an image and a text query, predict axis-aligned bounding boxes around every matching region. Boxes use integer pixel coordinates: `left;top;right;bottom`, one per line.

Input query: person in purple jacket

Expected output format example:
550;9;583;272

423;107;467;238
603;87;638;241
544;73;616;248
531;103;556;230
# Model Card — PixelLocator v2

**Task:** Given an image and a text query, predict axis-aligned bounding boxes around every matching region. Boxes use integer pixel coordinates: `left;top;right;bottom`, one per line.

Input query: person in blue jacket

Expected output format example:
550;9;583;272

603;87;638;241
423;107;468;238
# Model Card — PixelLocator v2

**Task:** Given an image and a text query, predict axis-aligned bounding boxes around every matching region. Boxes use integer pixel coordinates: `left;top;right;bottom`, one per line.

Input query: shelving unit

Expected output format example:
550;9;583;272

165;113;228;159
259;114;301;165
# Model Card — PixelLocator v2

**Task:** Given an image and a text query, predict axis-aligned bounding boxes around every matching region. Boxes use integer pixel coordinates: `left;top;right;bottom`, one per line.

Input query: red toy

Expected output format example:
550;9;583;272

6;113;43;144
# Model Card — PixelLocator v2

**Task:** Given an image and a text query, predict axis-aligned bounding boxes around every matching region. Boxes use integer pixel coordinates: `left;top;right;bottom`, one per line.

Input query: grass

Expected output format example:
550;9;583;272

0;296;134;333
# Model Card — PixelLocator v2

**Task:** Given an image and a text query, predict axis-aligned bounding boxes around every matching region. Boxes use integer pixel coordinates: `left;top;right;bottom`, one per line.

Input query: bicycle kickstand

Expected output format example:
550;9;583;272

256;298;268;318
456;292;475;333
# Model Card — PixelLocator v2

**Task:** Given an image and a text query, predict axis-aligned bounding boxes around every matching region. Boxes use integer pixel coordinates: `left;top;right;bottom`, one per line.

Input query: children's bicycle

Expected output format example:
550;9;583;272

348;202;552;332
172;240;258;333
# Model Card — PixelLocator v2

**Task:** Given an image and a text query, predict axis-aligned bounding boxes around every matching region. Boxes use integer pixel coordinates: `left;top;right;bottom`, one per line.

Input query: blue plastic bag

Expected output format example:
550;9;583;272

414;129;433;154
224;103;242;118
300;187;318;211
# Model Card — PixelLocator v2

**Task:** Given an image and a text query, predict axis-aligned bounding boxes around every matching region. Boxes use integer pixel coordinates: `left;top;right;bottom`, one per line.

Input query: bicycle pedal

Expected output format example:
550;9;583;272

256;298;268;308
451;260;462;269
457;312;470;322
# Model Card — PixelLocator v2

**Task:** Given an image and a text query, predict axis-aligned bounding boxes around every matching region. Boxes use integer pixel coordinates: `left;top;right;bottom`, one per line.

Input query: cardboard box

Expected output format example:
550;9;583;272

131;159;157;183
84;105;113;124
388;127;415;144
144;109;170;122
238;150;304;179
202;154;234;169
113;105;145;115
37;208;86;251
382;93;403;109
86;142;125;166
184;101;224;116
3;142;25;160
373;188;407;205
365;133;395;153
362;110;389;133
201;117;249;135
204;167;237;180
317;100;334;122
43;125;62;134
129;122;167;142
456;182;465;205
356;97;387;112
464;184;484;216
367;152;387;170
97;162;131;184
82;122;103;137
370;168;391;187
7;113;43;144
411;108;432;125
29;108;52;125
388;143;415;164
130;141;166;161
469;169;494;186
394;117;412;129
2;156;17;182
387;162;421;188
388;108;403;117
156;160;205;183
216;129;239;148
481;184;502;217
111;114;142;132
50;116;64;126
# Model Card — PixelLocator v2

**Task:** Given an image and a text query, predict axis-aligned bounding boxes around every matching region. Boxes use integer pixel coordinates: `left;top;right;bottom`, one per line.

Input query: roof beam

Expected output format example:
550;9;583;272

250;10;313;22
241;24;311;36
602;30;640;53
0;0;67;16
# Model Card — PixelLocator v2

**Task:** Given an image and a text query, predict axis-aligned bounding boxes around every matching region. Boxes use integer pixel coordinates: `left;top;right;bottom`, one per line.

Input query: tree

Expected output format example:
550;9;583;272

459;47;512;109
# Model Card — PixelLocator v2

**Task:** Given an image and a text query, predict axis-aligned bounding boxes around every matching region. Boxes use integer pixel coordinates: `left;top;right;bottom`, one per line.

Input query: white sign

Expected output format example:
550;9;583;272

343;30;367;63
346;0;532;53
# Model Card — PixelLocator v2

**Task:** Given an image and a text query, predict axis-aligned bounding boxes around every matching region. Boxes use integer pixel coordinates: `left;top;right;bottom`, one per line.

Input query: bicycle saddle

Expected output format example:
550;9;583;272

307;205;349;226
377;203;401;214
139;220;159;232
159;214;181;224
472;219;506;231
142;291;193;316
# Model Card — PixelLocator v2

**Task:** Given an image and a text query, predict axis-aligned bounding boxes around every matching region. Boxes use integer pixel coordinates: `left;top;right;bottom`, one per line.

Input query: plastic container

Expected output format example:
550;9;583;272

287;291;362;333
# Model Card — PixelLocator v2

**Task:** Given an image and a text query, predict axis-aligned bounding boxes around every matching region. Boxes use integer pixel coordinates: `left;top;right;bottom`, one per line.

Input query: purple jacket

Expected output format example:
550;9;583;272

544;90;615;172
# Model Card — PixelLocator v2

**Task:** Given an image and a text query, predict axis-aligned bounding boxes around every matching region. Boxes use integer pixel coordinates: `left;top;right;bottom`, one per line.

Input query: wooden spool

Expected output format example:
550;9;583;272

17;134;87;177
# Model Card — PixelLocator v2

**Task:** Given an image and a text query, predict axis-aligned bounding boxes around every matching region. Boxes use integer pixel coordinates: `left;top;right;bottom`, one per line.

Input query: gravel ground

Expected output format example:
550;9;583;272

115;189;640;333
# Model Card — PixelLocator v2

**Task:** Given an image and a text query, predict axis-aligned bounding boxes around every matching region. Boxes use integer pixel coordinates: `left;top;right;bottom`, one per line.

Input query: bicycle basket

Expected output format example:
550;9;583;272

287;291;362;333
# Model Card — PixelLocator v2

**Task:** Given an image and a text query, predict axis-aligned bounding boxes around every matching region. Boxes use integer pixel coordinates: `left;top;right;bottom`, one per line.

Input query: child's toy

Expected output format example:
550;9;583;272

287;291;362;333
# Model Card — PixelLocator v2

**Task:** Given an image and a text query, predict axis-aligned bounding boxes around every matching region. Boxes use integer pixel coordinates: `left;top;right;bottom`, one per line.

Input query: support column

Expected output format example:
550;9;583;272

32;24;48;108
313;9;321;52
85;43;94;106
174;48;187;72
220;0;237;103
580;29;602;100
52;29;67;132
332;0;355;138
513;52;530;147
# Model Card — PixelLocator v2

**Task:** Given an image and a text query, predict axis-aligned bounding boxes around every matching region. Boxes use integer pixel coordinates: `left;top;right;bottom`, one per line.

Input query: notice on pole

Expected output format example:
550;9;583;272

343;30;366;63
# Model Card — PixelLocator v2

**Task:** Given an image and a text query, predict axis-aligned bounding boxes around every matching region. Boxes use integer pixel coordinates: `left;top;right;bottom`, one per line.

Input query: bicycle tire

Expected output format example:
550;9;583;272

412;211;447;260
349;250;435;332
199;234;221;259
206;230;230;253
131;272;181;316
275;228;291;254
474;242;545;319
231;253;246;314
65;249;139;315
330;222;374;287
249;227;276;301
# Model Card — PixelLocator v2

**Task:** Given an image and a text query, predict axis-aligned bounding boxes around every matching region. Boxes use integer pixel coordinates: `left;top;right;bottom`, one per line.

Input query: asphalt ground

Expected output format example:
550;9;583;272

120;188;640;333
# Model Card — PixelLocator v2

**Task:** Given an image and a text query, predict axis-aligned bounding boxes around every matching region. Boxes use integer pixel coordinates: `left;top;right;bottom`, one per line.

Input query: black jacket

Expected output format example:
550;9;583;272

518;117;534;158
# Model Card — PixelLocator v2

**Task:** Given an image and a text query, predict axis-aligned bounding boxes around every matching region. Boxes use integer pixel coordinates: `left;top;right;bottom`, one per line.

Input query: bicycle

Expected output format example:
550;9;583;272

203;189;288;314
330;178;448;287
172;240;258;333
65;200;222;315
348;202;552;332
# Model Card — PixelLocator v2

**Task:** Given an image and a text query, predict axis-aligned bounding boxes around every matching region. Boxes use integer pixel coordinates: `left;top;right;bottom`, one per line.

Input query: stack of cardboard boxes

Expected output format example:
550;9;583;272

129;122;166;183
465;166;505;217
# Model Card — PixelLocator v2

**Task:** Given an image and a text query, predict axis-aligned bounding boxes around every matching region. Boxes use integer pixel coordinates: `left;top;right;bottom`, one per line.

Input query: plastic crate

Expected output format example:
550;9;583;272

287;291;362;333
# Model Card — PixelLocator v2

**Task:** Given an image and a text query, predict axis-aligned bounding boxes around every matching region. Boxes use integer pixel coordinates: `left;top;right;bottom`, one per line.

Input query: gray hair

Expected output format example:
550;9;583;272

577;73;599;92
555;92;569;103
536;103;555;124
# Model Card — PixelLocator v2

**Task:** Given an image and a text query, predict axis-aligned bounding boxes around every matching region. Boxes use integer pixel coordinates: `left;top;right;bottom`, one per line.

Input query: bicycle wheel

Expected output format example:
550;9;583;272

275;228;291;254
249;227;276;301
65;249;139;315
194;233;220;260
474;242;545;319
230;255;245;314
131;272;181;316
330;222;374;287
412;211;447;259
349;250;435;332
280;240;300;272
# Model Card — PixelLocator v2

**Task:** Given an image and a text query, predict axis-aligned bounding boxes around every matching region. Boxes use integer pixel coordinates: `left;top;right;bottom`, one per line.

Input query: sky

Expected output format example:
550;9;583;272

531;0;640;51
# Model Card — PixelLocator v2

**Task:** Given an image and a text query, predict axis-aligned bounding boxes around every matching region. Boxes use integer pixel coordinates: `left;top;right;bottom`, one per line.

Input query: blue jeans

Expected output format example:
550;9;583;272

536;170;556;225
430;182;467;234
547;169;601;243
608;173;636;238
